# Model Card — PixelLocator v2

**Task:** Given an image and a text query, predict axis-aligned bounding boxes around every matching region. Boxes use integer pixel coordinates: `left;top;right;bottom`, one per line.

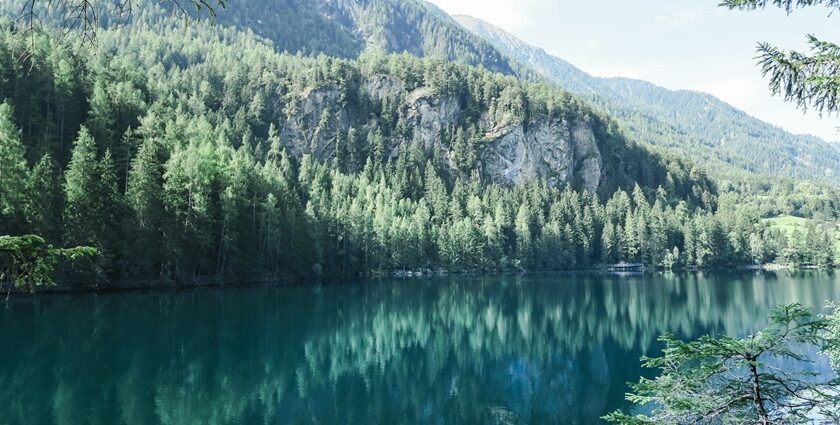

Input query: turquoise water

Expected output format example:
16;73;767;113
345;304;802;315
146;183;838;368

1;272;838;424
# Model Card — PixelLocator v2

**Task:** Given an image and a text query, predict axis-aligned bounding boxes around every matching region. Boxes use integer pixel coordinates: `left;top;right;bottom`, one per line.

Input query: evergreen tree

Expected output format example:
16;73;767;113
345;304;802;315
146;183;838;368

606;304;840;424
514;204;532;269
722;0;840;117
24;154;62;242
63;127;106;283
86;81;116;149
126;137;164;277
64;127;100;248
96;149;123;276
620;211;639;262
451;127;476;172
0;102;27;231
602;219;618;264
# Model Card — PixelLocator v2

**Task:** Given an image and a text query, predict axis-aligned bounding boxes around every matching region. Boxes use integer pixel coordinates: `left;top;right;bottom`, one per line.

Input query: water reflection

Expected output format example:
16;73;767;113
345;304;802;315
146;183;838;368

0;271;838;424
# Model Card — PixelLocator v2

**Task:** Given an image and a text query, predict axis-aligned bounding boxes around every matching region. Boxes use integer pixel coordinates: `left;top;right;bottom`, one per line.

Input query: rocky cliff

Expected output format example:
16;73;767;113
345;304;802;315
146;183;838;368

281;75;604;192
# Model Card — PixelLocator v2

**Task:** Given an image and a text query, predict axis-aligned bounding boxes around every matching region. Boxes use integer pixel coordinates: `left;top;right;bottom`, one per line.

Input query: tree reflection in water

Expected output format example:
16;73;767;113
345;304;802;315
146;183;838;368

0;271;837;425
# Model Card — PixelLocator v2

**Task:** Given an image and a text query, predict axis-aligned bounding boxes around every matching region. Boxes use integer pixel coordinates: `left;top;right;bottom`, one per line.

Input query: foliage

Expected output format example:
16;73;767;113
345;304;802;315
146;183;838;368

754;35;840;116
0;7;834;289
206;0;518;76
0;101;27;231
0;235;96;293
720;0;840;13
605;303;840;424
721;0;840;117
825;303;840;371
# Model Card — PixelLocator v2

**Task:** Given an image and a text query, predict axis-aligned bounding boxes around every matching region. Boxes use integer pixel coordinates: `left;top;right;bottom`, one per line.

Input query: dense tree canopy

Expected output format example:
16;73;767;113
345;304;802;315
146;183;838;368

0;5;836;289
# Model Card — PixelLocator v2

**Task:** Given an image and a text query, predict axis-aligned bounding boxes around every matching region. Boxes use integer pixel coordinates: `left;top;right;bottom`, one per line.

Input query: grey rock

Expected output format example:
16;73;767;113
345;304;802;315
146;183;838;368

279;76;604;192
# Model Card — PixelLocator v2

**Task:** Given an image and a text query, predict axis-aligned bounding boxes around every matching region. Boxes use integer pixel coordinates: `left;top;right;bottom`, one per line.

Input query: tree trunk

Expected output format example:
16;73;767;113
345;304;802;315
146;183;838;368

748;354;769;424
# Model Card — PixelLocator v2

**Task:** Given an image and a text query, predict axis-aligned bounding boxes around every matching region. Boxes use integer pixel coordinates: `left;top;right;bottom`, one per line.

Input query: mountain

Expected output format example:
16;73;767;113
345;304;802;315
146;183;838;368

190;0;521;76
0;0;521;75
454;15;840;184
5;0;832;184
0;12;708;200
0;0;836;289
0;16;728;286
199;0;840;184
0;0;712;196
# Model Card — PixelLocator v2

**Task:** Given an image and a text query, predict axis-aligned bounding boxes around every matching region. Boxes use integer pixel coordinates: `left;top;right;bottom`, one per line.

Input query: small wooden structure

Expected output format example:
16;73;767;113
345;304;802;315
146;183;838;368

606;262;646;272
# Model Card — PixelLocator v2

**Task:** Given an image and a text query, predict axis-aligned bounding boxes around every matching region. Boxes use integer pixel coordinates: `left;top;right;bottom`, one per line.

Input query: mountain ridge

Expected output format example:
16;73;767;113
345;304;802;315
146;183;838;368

1;0;837;185
454;14;840;184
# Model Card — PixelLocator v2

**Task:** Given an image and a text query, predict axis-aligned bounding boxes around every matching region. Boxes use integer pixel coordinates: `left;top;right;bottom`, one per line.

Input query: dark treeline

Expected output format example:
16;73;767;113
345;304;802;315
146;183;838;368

0;16;836;287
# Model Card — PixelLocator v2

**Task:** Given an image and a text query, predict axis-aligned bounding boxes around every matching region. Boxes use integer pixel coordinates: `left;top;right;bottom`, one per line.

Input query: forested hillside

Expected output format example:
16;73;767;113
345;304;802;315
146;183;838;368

4;0;837;183
1;13;828;289
0;2;837;289
455;15;840;184
208;0;518;76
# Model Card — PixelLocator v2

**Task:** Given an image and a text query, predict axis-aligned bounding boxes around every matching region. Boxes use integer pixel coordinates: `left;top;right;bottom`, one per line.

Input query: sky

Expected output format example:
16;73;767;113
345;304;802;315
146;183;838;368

426;0;840;142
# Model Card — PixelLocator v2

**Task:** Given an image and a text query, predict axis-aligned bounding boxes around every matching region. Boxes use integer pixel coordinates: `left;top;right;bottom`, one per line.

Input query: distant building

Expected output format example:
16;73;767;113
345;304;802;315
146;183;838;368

606;262;646;272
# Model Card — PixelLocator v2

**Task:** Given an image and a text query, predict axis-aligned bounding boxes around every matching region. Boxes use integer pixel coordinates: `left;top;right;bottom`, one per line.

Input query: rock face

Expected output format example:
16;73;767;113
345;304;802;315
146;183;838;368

280;75;604;192
404;87;461;170
281;84;349;161
480;117;602;193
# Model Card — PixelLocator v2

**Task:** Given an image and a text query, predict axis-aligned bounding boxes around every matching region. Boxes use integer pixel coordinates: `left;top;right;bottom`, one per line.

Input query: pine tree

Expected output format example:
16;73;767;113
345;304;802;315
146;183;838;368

602;219;618;264
451;127;476;172
814;229;836;269
606;304;840;424
721;0;840;116
63;127;106;283
0;102;27;231
266;123;283;162
620;211;639;262
126;137;164;276
683;219;697;267
162;138;221;278
86;81;116;149
333;129;347;171
514;203;532;269
64;127;100;247
347;127;362;172
96;149;123;277
24;154;62;242
368;128;386;169
219;146;257;277
127;138;162;230
424;163;449;224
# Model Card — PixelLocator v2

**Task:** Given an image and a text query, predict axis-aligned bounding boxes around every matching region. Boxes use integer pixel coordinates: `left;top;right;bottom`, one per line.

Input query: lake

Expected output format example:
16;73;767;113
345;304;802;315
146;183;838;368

1;272;838;424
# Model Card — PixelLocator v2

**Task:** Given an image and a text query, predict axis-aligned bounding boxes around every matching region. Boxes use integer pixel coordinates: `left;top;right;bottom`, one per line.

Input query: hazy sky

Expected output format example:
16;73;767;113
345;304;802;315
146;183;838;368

426;0;840;142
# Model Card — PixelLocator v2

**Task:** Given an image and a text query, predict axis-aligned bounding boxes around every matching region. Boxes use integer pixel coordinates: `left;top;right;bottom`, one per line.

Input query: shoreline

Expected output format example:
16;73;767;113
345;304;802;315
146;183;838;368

3;264;835;297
